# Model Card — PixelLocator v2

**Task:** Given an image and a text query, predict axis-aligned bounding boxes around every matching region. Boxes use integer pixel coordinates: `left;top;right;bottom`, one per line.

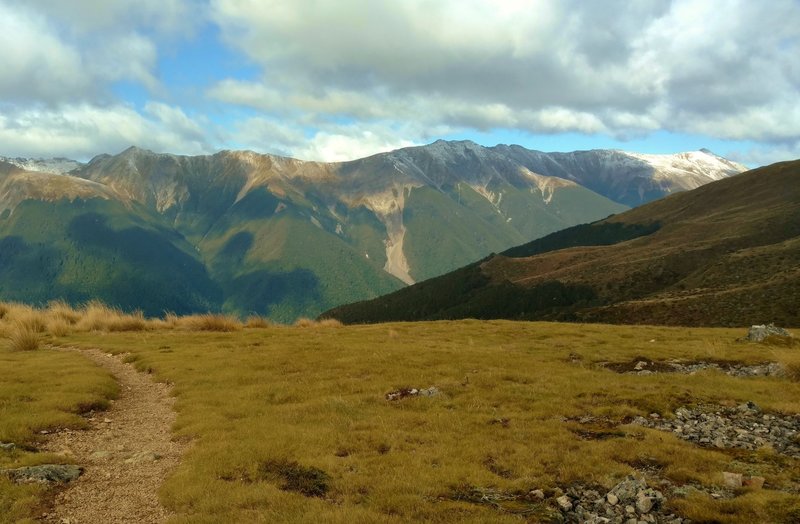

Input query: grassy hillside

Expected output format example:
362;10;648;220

1;304;799;522
325;160;800;327
0;198;220;316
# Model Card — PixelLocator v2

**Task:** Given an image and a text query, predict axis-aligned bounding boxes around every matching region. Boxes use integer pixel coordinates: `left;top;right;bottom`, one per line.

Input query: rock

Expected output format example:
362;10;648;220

556;495;573;511
2;464;82;484
124;451;161;464
746;323;793;342
529;489;545;500
636;492;654;514
385;386;440;401
606;493;619;505
722;471;743;488
0;442;15;451
103;418;112;424
634;361;648;371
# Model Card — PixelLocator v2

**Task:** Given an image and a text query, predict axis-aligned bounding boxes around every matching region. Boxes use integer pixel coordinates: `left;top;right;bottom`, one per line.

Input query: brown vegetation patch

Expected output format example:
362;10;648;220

257;459;330;498
445;484;552;518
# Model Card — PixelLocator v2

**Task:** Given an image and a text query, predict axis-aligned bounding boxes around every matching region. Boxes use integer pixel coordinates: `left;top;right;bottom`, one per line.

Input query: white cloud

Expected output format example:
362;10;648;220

209;0;800;159
0;103;213;159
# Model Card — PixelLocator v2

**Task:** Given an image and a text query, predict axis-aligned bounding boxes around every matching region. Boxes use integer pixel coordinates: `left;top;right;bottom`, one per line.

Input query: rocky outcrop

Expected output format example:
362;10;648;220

633;402;800;458
2;464;82;484
745;323;793;342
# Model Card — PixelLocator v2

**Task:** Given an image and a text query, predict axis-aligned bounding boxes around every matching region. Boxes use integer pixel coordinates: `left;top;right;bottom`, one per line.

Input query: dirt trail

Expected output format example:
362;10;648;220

41;348;186;523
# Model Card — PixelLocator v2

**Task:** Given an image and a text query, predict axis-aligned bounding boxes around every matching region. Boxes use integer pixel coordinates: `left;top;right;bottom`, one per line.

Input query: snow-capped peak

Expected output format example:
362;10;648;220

0;156;82;175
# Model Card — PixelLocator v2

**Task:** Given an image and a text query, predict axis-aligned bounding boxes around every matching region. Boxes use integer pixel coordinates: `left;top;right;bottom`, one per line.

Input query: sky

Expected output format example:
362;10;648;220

0;0;798;166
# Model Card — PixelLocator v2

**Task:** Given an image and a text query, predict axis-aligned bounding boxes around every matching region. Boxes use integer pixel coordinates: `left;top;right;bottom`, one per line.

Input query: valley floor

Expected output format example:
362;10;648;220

2;318;800;523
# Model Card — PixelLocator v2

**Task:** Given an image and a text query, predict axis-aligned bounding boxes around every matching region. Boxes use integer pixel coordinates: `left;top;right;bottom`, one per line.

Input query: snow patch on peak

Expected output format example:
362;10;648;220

623;150;746;188
0;156;82;175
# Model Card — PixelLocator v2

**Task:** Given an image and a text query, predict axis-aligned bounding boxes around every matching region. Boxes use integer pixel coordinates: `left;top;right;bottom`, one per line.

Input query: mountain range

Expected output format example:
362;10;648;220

324;159;799;327
0;142;744;321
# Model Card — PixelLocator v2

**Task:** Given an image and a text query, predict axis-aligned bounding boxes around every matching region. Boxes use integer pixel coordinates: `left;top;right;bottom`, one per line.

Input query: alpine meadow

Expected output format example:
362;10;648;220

2;1;800;523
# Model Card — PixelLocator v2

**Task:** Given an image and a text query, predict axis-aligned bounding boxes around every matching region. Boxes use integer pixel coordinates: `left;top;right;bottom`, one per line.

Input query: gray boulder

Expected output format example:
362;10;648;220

2;464;82;483
746;323;793;342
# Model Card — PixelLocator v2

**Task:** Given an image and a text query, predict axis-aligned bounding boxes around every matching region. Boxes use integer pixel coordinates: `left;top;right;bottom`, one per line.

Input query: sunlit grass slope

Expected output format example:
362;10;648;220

0;335;116;522
51;321;800;523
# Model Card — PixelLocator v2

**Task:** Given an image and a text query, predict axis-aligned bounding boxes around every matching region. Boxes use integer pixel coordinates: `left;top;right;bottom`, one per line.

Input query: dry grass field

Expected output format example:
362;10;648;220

1;303;799;522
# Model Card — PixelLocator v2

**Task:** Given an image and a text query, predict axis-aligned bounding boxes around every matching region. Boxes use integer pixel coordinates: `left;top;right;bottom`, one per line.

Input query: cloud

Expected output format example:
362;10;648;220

209;0;800;156
0;103;213;159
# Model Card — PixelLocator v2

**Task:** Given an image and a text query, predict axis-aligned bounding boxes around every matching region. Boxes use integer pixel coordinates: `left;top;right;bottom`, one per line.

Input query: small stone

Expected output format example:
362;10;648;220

649;413;660;419
529;489;545;500
0;442;15;451
634;361;649;371
556;495;573;511
607;493;619;505
636;493;654;514
625;504;636;514
103;418;112;424
39;430;49;435
722;471;743;488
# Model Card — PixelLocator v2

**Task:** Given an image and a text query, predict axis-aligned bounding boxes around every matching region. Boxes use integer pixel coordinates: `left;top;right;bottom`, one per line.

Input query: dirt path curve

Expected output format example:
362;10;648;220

42;348;187;523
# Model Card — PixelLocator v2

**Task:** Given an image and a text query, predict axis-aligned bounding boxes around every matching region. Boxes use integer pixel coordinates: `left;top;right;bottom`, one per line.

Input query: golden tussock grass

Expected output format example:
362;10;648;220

179;313;243;332
245;315;274;328
293;317;343;328
6;319;42;351
53;321;800;523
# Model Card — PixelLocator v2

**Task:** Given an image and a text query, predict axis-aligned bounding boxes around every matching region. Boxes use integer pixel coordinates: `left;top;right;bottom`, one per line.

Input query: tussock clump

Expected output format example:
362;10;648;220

76;301;119;331
293;318;343;328
7;319;42;351
245;315;273;328
75;301;152;332
105;310;148;332
47;318;72;337
182;314;242;332
257;459;330;498
9;308;48;333
781;355;800;382
46;300;82;325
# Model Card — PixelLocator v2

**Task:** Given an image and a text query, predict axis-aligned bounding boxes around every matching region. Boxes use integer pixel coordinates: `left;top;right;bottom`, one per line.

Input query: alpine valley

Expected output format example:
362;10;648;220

0;141;744;321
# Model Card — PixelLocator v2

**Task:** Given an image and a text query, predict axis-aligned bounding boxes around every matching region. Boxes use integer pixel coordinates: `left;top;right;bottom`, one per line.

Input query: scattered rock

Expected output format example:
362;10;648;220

556;494;573;511
722;472;743;488
0;442;15;451
385;386;440;401
632;402;800;458
744;323;793;343
607;358;785;378
2;464;82;484
529;489;545;500
556;476;681;523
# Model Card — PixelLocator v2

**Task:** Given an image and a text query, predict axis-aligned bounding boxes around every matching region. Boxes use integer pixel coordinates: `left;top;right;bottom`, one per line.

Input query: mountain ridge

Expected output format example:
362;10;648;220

0;141;746;320
322;159;799;327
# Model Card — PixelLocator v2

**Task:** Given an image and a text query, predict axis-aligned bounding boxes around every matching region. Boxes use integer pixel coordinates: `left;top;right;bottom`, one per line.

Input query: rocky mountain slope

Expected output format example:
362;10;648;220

0;142;744;320
323;159;799;327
